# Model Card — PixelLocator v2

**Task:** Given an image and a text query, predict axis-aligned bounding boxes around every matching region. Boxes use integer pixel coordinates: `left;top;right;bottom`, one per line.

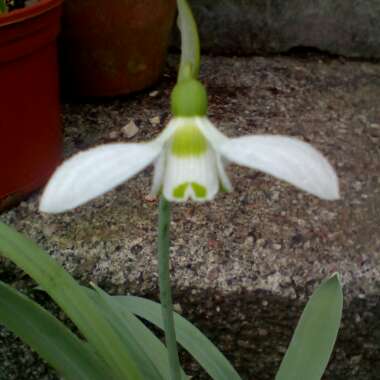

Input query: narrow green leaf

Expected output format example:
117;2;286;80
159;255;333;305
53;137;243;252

114;295;242;380
0;281;110;380
177;0;201;81
90;285;164;380
0;222;142;380
275;274;343;380
87;286;188;380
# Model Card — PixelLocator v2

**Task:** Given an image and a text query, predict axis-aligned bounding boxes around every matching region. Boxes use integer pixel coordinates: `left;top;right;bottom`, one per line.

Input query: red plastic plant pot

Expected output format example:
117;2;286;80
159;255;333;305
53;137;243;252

60;0;177;97
0;0;62;211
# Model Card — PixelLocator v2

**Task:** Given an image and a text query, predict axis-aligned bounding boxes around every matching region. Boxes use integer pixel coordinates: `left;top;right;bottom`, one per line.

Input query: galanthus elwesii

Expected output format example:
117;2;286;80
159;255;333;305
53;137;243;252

39;79;339;214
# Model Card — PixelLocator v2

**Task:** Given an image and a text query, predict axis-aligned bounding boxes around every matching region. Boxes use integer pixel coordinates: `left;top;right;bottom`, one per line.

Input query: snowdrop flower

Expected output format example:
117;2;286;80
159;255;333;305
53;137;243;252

40;79;339;213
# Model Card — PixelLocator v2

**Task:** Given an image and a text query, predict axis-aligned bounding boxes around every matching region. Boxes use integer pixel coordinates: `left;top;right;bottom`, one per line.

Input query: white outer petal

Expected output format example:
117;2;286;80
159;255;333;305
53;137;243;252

195;117;229;148
216;154;233;192
219;135;340;200
153;117;188;146
39;142;162;213
194;117;233;192
150;152;166;196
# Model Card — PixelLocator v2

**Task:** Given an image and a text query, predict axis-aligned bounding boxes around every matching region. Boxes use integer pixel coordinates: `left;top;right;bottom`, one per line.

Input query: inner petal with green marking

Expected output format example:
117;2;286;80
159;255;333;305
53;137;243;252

173;183;189;199
171;124;208;157
161;120;221;202
173;182;207;200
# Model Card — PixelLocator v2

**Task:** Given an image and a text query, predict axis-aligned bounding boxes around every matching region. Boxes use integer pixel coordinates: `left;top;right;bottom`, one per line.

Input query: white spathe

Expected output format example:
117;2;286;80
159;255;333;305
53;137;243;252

39;117;339;213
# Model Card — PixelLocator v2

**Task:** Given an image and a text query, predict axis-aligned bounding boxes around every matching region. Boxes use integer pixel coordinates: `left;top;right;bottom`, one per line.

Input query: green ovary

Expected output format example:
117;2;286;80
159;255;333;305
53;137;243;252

171;125;208;157
173;182;207;199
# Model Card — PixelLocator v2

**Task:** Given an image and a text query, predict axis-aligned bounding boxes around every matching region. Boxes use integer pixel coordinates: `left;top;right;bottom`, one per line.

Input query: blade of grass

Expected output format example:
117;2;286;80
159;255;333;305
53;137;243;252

0;222;142;380
275;274;343;380
0;281;111;380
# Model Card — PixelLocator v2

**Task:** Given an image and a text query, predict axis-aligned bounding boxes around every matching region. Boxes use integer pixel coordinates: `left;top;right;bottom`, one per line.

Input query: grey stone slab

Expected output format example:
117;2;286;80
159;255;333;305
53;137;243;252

1;55;380;379
186;0;380;58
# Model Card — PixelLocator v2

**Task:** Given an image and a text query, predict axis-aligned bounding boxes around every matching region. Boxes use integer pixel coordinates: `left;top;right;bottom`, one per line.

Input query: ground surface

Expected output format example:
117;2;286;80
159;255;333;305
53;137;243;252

1;54;380;379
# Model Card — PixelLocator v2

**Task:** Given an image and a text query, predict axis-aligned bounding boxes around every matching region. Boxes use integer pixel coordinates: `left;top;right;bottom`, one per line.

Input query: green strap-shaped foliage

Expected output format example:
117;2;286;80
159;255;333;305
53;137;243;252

0;281;111;380
86;286;189;380
275;274;343;380
0;222;143;380
112;294;242;380
90;284;166;380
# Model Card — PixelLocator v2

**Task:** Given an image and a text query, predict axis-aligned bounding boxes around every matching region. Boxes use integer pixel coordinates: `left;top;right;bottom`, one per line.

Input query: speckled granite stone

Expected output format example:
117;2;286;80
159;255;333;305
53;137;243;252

0;54;380;379
181;0;380;58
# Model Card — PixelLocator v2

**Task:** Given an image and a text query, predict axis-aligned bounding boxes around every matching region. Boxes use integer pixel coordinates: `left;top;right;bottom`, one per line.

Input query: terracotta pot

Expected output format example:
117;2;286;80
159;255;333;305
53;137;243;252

0;0;62;211
60;0;176;97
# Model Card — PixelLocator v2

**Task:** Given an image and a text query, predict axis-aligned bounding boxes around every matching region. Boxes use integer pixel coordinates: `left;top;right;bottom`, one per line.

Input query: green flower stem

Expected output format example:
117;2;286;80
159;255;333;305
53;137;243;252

158;197;181;380
158;2;200;378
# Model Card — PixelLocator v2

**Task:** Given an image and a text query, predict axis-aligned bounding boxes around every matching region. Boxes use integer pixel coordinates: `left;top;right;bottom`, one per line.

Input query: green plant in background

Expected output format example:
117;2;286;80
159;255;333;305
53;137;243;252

0;0;7;13
0;0;343;379
0;0;26;13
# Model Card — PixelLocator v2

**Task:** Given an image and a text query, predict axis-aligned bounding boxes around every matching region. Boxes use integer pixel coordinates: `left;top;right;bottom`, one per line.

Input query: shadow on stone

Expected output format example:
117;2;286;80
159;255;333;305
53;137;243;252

0;282;379;380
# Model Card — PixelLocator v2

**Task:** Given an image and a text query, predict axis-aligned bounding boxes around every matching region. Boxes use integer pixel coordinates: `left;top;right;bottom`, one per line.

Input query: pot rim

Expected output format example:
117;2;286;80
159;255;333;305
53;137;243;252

0;0;62;27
